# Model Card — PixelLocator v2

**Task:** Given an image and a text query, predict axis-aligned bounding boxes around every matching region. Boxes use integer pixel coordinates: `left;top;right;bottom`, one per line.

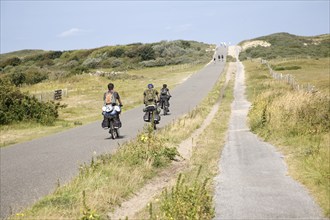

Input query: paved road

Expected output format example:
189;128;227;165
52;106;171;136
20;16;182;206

214;49;324;219
0;46;227;219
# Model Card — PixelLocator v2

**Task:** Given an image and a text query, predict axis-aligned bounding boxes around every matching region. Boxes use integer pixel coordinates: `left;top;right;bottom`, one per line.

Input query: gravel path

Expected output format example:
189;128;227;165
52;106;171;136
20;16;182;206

213;48;325;219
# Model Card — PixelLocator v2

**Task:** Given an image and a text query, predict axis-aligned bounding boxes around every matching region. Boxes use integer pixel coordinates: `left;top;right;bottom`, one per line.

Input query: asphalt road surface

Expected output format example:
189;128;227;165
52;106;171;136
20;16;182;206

0;46;227;219
213;53;324;219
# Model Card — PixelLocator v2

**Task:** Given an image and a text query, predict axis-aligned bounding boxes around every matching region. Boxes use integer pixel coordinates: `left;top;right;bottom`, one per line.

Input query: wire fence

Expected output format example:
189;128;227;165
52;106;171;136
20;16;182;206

259;59;317;93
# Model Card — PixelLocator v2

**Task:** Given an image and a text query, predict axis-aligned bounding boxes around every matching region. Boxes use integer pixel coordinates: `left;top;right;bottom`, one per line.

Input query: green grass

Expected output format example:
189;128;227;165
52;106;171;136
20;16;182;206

1;64;203;147
244;59;330;217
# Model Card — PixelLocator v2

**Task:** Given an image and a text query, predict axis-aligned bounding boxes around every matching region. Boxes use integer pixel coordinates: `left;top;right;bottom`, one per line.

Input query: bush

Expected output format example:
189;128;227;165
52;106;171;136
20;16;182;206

10;70;26;86
0;56;21;68
24;68;48;84
272;65;301;71
0;79;61;125
137;44;156;61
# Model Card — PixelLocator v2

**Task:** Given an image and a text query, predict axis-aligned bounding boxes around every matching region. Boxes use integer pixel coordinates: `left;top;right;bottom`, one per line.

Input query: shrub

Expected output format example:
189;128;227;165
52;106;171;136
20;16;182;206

108;47;125;58
0;56;21;68
10;70;26;86
0;79;61;125
272;65;301;71
137;44;156;61
82;58;102;69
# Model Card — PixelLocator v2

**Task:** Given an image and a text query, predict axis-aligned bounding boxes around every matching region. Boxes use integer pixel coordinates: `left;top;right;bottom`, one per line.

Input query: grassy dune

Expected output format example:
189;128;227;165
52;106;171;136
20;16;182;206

268;57;330;93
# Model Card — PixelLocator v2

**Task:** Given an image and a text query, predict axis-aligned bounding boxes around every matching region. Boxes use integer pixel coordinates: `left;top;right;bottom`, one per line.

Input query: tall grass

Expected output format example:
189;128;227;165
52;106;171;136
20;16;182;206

244;60;330;217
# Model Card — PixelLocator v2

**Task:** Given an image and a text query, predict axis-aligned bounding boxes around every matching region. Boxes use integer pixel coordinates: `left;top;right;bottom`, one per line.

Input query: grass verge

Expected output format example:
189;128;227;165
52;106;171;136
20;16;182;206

10;63;229;220
134;64;234;219
244;59;330;217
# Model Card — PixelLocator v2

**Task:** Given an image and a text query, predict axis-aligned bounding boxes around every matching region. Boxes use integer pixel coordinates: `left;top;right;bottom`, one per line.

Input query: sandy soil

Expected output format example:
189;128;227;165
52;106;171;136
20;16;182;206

241;40;271;51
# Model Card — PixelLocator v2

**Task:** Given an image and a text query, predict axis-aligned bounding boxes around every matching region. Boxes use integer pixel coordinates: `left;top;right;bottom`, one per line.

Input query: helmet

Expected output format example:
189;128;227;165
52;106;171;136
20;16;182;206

163;84;167;88
147;83;154;89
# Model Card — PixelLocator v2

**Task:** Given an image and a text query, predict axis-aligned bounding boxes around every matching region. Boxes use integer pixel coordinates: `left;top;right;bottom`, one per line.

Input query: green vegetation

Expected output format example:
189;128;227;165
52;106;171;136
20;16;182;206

244;60;330;217
239;33;329;60
0;39;213;147
0;40;213;86
158;170;214;219
10;62;231;220
0;63;204;147
0;79;63;125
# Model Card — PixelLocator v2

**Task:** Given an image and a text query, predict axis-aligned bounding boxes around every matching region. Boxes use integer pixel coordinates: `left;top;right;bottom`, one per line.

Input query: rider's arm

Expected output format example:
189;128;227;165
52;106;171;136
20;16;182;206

155;90;160;102
115;92;123;106
143;91;146;104
103;92;107;104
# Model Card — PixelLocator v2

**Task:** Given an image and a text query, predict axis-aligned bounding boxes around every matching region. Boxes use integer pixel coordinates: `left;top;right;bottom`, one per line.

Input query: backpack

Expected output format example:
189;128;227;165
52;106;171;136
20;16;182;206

160;88;168;96
145;89;156;102
105;91;115;104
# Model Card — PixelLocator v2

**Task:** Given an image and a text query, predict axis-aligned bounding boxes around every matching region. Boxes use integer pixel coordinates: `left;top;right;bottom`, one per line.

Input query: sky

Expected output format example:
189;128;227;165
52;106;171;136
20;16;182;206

1;0;329;54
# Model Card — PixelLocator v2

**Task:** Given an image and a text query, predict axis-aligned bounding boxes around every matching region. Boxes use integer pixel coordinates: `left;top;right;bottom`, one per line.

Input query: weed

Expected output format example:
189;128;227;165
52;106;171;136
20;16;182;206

158;168;215;220
81;191;100;220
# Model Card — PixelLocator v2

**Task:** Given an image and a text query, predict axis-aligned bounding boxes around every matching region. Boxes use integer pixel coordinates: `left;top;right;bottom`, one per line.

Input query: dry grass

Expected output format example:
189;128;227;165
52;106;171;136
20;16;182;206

268;57;330;94
1;64;203;147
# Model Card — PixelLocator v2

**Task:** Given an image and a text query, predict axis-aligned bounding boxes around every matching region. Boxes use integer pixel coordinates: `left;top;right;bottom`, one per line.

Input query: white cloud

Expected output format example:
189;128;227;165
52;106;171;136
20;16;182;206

57;28;88;38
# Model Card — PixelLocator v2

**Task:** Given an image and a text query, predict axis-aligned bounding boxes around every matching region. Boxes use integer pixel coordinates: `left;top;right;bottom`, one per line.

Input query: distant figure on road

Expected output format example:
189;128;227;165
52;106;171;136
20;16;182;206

221;55;224;61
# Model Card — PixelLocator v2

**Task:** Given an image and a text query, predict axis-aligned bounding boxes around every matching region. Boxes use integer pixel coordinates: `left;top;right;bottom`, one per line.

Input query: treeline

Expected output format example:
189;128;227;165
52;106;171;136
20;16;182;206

0;40;213;86
239;32;330;60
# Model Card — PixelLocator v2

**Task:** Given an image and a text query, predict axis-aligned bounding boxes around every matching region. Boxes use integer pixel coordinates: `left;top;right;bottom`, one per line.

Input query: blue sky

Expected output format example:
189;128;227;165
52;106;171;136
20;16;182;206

1;0;329;54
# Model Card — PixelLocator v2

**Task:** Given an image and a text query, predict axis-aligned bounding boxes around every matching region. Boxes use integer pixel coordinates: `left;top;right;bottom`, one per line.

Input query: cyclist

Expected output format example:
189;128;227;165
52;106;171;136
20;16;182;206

102;83;123;128
143;83;160;123
159;84;171;112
